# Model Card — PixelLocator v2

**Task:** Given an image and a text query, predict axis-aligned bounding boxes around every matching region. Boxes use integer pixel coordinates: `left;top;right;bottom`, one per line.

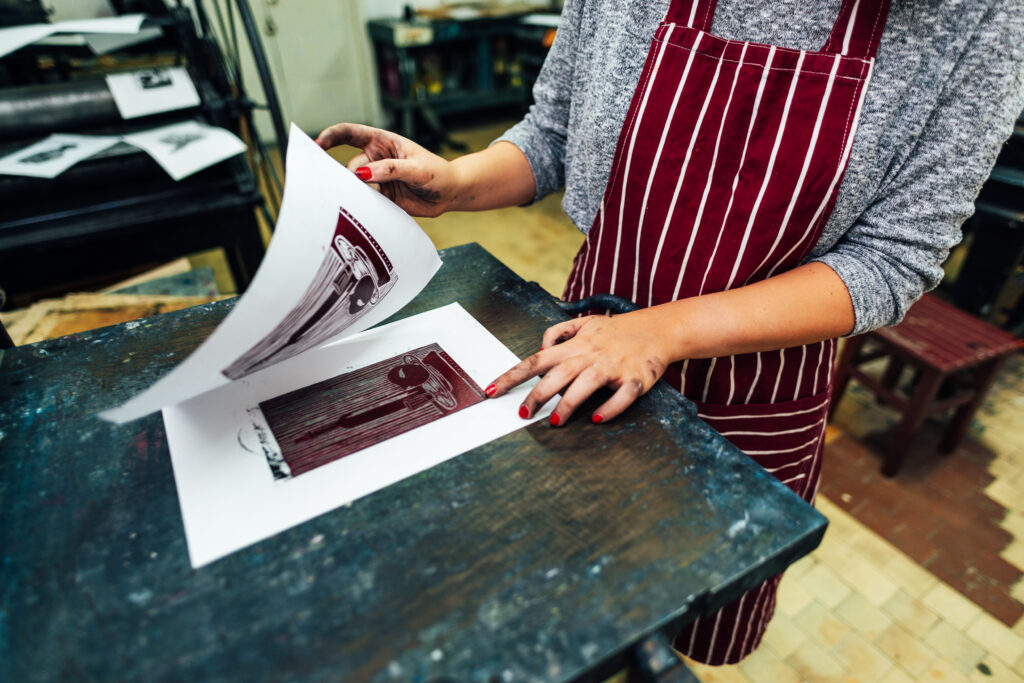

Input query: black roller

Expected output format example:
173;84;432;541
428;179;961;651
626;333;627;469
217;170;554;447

0;80;121;140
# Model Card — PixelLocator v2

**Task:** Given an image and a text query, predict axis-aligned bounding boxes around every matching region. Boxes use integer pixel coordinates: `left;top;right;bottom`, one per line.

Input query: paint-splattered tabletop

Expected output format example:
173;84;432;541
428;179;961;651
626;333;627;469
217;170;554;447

0;243;825;682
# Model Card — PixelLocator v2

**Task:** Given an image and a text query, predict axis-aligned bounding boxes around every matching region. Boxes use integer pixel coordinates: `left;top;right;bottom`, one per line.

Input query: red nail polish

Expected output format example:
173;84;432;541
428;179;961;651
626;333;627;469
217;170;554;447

519;405;530;419
549;413;561;427
484;384;497;397
355;166;372;181
592;414;604;424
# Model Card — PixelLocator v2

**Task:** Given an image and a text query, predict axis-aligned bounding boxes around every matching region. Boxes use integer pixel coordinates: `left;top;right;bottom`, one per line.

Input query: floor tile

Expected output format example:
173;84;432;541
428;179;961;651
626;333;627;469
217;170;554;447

800;564;852;609
839;555;899;606
831;631;894;681
919;657;972;683
760;613;806;660
964;611;1024;667
1001;540;1024;570
835;592;893;640
883;589;939;637
880;667;917;683
882;550;939;598
684;662;751;683
922;583;985;630
967;656;1024;683
874;623;940;677
785;639;848;682
793;600;851;649
736;644;801;683
922;621;986;674
775;574;815;618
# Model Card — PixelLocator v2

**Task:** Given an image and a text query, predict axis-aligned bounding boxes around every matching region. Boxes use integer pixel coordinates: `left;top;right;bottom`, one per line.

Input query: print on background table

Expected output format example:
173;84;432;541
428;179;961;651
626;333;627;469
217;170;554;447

0;133;121;179
223;207;397;379
259;343;485;480
19;143;76;164
136;68;172;90
105;65;200;119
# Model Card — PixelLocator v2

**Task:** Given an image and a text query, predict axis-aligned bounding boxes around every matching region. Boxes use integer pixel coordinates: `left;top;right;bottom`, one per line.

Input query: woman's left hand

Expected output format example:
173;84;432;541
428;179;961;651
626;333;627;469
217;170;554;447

485;310;675;426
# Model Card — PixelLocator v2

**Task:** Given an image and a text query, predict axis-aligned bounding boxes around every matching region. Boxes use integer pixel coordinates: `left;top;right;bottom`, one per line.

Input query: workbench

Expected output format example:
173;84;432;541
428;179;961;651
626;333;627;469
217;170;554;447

0;243;826;682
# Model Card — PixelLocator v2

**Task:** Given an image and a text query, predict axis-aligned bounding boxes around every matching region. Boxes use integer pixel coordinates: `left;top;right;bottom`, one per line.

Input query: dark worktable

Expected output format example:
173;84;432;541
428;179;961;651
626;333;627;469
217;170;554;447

0;243;826;682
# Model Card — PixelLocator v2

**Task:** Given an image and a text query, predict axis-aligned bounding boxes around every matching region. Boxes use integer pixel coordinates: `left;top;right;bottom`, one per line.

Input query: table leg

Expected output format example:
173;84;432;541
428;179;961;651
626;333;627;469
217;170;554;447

829;335;866;421
938;357;1006;454
884;368;944;476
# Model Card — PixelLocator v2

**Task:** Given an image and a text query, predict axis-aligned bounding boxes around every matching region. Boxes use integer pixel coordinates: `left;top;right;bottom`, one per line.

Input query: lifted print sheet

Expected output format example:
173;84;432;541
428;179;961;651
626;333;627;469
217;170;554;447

99;124;441;423
162;304;554;568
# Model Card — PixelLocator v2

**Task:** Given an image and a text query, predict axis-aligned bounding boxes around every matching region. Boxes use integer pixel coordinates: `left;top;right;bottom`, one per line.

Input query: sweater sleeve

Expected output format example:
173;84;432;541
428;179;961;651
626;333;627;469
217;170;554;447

813;1;1024;335
492;0;583;201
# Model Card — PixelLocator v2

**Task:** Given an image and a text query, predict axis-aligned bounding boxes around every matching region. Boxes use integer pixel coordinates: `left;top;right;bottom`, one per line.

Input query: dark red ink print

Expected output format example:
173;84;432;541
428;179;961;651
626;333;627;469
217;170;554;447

259;343;485;479
222;207;397;380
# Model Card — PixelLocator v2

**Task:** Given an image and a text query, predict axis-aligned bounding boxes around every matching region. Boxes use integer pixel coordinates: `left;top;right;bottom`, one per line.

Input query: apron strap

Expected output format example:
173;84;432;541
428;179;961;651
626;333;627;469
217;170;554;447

664;0;890;61
822;0;891;59
663;0;718;31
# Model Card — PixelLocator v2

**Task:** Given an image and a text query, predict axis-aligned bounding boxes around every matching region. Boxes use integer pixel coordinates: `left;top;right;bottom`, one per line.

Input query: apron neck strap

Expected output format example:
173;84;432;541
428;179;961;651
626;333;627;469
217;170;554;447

822;0;891;59
663;0;717;31
663;0;891;60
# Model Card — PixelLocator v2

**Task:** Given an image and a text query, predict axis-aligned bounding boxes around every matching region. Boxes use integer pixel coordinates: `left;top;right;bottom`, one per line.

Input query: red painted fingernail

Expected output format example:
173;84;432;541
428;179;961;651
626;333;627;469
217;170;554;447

484;383;497;397
355;166;372;181
549;413;561;427
519;405;530;419
592;414;604;424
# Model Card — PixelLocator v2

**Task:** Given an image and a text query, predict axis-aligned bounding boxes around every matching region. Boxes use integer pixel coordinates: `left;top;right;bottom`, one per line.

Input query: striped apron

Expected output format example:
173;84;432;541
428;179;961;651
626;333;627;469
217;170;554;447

562;0;890;665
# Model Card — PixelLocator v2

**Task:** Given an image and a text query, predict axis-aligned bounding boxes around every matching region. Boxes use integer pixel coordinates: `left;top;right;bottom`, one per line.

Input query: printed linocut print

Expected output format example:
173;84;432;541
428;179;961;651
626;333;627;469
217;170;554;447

259;343;485;479
223;207;397;379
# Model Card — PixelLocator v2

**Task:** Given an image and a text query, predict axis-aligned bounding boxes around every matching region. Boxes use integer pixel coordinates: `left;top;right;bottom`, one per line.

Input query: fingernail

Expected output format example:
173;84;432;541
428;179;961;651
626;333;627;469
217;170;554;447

549;413;561;427
355;166;372;181
519;405;530;419
592;413;604;424
484;383;497;397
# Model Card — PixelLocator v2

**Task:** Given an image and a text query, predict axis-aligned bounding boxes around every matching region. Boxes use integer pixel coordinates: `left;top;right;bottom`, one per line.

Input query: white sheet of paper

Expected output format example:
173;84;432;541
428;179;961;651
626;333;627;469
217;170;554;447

85;26;162;54
163;303;552;568
54;14;146;35
105;65;201;119
122;121;246;180
0;24;56;58
100;124;442;423
0;133;120;178
0;14;144;58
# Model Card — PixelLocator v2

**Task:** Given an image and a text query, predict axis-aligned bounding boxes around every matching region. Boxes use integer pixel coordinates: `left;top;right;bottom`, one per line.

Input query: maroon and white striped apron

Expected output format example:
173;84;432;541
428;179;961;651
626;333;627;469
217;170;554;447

562;0;890;665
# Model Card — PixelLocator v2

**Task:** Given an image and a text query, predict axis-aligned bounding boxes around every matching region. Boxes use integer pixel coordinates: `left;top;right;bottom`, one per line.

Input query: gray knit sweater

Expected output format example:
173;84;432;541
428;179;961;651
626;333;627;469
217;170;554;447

498;0;1024;333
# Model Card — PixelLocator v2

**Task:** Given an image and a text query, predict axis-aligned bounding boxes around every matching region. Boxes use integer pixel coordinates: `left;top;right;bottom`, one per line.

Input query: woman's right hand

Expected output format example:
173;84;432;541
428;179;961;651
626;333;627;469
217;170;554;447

316;123;461;217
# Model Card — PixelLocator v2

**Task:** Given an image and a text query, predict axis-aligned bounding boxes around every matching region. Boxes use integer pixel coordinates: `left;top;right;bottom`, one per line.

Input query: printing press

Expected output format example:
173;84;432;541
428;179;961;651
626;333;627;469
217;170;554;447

0;0;280;306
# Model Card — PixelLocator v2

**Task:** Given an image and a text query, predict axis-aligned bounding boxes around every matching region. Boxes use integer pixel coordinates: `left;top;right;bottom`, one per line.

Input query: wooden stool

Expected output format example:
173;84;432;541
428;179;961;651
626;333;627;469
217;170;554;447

830;294;1023;476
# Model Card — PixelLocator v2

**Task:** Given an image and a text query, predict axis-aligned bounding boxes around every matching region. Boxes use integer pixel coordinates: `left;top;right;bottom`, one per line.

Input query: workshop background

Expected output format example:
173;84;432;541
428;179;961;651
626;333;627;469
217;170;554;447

1;1;1023;681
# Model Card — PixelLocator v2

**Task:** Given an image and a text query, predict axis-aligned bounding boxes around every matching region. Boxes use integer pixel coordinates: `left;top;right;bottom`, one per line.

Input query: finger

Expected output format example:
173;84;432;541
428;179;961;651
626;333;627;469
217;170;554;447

520;355;591;419
486;346;564;399
591;377;648;423
316;122;384;150
360;158;434;187
346;152;370;174
549;364;608;426
541;317;590;349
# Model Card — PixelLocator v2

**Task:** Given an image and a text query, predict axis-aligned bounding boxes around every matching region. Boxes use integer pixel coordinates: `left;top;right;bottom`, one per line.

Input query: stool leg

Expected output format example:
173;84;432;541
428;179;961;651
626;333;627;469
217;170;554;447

829;336;866;421
884;368;944;477
938;357;1005;454
877;357;905;406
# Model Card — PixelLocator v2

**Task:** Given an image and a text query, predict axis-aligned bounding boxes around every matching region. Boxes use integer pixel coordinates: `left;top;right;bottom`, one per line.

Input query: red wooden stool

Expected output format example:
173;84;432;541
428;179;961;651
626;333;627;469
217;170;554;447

830;294;1023;476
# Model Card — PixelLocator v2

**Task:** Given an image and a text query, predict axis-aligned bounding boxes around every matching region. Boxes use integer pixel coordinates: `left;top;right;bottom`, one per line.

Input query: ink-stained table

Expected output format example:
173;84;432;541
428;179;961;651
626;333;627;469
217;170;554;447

0;244;826;682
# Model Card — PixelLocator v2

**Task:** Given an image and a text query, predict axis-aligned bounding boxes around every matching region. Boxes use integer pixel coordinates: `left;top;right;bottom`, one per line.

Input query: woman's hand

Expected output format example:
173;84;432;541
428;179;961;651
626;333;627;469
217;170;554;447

316;123;460;217
485;310;676;426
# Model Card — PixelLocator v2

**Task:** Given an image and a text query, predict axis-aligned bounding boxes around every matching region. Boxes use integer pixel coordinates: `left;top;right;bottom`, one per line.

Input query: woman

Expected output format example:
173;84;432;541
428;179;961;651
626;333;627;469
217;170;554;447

318;0;1024;664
